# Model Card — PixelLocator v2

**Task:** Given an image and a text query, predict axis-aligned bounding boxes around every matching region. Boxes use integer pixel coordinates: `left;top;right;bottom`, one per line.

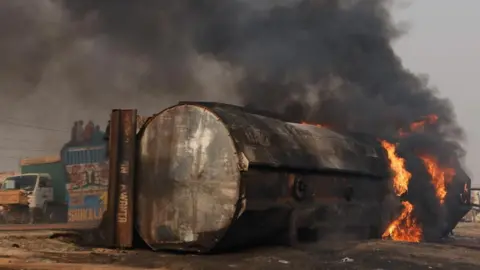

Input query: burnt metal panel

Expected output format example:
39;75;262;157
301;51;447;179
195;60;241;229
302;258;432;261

211;169;389;251
443;164;472;236
177;101;387;178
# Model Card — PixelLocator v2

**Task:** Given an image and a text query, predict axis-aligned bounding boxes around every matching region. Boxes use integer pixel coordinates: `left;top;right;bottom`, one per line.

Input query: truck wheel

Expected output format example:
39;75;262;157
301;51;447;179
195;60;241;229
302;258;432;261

0;214;6;224
23;210;31;224
29;207;42;224
42;203;51;223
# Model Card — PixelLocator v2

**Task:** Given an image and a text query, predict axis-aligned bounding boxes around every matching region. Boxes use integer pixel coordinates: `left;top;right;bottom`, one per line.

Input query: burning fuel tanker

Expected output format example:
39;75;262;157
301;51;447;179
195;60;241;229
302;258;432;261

134;102;471;253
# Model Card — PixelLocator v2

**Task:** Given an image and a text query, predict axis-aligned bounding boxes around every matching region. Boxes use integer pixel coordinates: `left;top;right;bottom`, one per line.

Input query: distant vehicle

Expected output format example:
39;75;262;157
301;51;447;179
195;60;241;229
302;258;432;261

0;173;66;224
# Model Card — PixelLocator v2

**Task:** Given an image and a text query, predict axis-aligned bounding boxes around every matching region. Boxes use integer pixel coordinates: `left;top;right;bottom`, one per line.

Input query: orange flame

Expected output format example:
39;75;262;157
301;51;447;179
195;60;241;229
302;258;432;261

301;121;325;128
381;140;411;196
399;114;438;137
382;201;422;242
381;140;422;242
419;155;456;205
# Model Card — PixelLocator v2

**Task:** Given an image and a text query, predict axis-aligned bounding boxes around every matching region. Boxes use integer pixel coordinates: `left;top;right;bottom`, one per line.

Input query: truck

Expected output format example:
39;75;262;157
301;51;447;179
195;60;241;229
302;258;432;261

0;156;68;224
61;143;109;224
0;120;108;225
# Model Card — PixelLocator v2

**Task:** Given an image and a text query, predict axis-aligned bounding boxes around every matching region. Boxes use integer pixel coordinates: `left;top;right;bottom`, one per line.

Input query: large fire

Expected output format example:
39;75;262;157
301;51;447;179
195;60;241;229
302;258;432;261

381;114;458;243
380;140;423;242
300;115;454;243
419;155;456;205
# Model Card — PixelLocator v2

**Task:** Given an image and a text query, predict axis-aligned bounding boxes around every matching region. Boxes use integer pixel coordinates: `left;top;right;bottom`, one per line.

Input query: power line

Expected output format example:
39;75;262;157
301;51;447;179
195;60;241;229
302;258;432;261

0;116;107;134
0;137;60;144
1;156;22;160
0;146;58;152
5;116;72;129
1;137;33;143
0;119;69;132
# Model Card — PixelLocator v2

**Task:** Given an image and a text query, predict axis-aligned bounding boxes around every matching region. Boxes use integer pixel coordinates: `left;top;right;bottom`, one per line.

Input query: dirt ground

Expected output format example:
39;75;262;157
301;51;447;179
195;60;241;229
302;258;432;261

0;223;479;270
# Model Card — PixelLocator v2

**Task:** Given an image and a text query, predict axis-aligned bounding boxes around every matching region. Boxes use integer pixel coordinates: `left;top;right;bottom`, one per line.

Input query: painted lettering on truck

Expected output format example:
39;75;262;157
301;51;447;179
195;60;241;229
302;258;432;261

62;126;109;223
65;161;109;222
68;207;106;222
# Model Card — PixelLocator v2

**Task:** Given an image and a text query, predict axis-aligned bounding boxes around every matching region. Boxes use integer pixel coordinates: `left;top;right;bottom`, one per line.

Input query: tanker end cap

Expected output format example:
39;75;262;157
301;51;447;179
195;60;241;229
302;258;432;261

135;104;242;252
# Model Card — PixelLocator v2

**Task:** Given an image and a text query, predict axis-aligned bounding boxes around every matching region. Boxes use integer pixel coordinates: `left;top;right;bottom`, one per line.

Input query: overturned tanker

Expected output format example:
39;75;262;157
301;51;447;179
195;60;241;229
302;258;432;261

134;102;392;253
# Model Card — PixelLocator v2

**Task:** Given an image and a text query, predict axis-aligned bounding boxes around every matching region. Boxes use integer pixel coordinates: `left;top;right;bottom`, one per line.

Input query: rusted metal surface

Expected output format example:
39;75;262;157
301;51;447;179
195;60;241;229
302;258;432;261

103;110;136;248
115;110;136;248
104;110;121;247
135;102;390;253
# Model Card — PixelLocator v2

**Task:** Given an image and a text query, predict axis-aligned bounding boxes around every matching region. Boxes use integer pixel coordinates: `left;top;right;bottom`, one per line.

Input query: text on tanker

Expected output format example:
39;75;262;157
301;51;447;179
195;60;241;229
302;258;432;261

117;184;128;223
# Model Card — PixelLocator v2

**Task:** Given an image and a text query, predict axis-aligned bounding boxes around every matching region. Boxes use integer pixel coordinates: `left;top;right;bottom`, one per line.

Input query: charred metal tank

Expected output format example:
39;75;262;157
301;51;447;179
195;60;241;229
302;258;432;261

135;102;391;253
443;161;472;235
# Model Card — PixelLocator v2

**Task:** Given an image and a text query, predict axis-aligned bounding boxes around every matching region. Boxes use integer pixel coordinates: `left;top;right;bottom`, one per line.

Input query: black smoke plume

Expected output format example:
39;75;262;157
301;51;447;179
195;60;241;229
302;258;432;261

0;0;468;239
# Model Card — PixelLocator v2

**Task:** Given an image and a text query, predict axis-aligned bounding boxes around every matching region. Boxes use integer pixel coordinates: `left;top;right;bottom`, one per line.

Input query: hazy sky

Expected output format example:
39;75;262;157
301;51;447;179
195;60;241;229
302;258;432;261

392;0;480;184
